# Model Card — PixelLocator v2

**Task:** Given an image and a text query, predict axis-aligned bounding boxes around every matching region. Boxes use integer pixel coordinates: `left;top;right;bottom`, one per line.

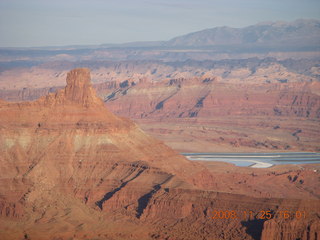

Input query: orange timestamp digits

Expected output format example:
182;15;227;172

212;210;307;220
212;210;238;219
277;210;306;219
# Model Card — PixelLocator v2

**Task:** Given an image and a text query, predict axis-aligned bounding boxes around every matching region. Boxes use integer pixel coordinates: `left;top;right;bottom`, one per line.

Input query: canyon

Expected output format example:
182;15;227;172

1;58;319;152
0;19;319;239
0;68;319;240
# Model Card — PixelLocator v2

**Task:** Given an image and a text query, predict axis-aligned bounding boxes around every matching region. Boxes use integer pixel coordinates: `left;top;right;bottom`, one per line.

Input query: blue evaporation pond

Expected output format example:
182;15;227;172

182;152;320;168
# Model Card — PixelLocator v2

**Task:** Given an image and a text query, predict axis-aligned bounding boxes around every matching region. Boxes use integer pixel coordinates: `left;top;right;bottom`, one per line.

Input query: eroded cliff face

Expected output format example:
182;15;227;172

103;77;320;119
101;76;320;152
262;217;320;240
0;68;319;240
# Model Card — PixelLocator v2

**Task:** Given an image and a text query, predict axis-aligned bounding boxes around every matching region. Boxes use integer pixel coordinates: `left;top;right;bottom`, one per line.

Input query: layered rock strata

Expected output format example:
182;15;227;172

0;68;319;240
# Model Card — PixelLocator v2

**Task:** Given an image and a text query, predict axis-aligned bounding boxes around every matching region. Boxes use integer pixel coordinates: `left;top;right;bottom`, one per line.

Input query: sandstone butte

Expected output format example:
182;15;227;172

0;68;319;240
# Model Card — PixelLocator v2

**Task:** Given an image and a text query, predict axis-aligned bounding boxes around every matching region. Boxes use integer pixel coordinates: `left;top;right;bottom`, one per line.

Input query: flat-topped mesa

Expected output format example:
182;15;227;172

55;68;102;106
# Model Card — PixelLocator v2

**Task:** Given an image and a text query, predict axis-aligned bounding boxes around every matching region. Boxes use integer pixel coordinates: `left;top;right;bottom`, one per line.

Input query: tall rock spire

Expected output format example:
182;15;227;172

63;68;101;106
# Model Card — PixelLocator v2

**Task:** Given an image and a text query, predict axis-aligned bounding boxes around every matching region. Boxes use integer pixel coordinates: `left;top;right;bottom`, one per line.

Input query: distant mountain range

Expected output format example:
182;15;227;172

0;19;319;63
3;19;319;51
164;19;320;49
97;19;320;51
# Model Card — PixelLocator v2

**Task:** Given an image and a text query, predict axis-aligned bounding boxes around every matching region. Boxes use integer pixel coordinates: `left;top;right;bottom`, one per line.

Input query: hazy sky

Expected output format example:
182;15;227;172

0;0;319;47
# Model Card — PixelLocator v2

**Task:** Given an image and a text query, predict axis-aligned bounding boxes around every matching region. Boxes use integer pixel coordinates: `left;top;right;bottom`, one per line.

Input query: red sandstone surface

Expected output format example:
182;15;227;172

102;76;320;152
0;68;319;240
